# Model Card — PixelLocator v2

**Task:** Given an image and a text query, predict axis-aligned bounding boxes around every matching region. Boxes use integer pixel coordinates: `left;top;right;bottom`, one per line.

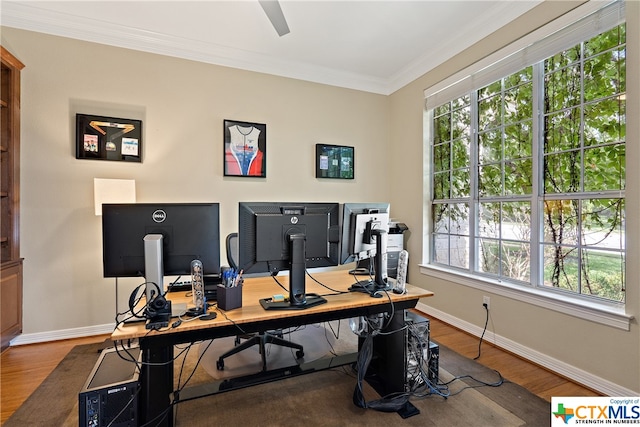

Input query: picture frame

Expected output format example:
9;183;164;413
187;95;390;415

223;119;267;177
76;114;142;162
315;143;354;179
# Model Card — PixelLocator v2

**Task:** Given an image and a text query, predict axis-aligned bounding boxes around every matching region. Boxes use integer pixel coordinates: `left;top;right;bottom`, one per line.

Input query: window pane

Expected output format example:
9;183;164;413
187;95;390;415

451;168;470;198
433;103;450;117
504;122;532;158
504;67;532;89
479;164;502;197
543;199;579;245
505;158;532;195
504;82;533;123
433;171;450;200
433;234;449;264
479;238;500;275
452;107;471;140
502;241;531;282
434;113;451;144
584;98;626;146
584;25;626;57
581;198;625;250
452;137;470;165
433;143;450;172
478;93;502;130
545;63;581;111
580;249;625;302
433;203;449;233
544;108;581;153
543;244;578;291
479;80;502;100
478;130;501;164
583;145;625;192
544;151;582;194
502;201;531;241
450;203;470;235
479;203;500;238
584;49;625;101
545;44;581;73
450;236;469;269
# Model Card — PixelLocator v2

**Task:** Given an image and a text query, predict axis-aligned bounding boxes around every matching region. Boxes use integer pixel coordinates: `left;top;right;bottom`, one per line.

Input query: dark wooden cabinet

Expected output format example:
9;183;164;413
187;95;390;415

1;46;24;352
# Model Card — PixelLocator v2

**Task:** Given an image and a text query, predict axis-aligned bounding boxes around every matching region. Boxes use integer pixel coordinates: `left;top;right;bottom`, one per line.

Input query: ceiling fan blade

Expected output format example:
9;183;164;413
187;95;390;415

259;0;290;37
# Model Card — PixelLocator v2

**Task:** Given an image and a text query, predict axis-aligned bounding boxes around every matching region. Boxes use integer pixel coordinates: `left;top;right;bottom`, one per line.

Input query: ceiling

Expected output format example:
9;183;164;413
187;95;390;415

1;0;542;95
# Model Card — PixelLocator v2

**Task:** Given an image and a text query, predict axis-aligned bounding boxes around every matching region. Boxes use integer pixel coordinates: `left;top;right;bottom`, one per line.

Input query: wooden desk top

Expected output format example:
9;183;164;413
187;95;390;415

111;269;433;341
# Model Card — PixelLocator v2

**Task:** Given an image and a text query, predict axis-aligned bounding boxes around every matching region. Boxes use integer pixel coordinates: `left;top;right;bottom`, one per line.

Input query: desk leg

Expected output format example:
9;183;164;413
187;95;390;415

360;309;419;417
371;309;406;394
140;343;174;427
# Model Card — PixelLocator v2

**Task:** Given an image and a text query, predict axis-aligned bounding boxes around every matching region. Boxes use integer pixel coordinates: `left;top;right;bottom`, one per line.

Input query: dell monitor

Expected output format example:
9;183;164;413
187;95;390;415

340;203;390;291
102;203;221;303
237;202;340;310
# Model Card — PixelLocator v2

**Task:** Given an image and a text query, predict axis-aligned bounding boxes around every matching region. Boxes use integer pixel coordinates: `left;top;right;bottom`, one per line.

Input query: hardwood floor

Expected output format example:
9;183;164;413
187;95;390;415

427;314;601;401
0;334;110;424
0;315;600;424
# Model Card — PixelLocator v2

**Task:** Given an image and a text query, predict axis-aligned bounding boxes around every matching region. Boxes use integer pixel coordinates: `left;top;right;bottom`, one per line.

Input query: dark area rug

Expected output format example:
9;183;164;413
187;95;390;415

5;336;550;427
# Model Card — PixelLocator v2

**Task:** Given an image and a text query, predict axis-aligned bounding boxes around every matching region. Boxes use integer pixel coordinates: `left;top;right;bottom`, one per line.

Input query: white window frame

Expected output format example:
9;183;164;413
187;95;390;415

421;0;632;330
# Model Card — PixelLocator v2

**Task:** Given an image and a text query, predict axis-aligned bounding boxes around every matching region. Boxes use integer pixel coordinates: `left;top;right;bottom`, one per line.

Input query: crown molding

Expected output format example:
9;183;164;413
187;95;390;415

1;2;393;94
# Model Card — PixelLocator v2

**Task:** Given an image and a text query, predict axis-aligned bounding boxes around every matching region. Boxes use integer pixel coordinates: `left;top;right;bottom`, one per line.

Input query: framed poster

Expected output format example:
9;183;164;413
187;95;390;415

223;119;267;177
76;114;142;162
315;144;354;179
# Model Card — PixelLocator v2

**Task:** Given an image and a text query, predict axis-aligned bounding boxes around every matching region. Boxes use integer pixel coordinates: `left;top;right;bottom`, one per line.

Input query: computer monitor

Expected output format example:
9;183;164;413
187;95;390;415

102;203;221;302
238;202;340;309
340;203;390;291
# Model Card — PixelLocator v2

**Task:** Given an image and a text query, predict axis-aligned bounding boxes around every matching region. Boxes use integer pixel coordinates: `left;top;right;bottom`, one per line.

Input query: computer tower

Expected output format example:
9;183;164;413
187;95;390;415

79;345;141;427
404;311;439;391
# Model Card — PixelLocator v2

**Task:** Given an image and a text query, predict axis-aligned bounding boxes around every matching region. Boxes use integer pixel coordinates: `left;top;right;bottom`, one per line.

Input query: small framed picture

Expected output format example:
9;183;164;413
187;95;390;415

223;119;267;177
76;114;142;162
316;144;354;179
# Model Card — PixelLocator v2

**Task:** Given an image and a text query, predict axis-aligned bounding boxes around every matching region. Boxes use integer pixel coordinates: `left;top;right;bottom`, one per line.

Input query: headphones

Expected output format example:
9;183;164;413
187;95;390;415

128;282;170;320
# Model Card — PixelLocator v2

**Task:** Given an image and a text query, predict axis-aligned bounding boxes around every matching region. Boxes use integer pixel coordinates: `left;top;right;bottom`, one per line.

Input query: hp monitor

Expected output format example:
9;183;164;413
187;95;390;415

238;202;340;309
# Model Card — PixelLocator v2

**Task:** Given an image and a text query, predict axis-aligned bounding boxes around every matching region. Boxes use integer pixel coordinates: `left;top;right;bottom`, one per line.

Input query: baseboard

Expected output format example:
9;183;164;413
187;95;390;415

9;323;115;346
417;302;637;397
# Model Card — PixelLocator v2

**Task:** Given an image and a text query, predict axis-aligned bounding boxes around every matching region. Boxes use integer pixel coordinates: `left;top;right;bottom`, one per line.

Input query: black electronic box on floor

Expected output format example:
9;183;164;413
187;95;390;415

79;345;141;427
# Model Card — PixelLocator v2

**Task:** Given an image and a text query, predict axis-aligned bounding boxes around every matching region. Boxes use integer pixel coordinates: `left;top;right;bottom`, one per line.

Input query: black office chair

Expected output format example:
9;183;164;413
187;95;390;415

216;233;304;371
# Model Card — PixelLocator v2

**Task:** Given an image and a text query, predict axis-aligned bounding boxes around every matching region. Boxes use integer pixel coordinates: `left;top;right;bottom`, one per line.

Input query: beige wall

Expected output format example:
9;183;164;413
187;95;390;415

388;1;639;394
0;27;391;334
1;0;638;394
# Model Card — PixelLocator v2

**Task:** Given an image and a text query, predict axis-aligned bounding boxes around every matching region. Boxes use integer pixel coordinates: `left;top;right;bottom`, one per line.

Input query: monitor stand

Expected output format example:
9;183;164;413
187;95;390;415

259;233;328;310
259;293;327;310
349;229;391;294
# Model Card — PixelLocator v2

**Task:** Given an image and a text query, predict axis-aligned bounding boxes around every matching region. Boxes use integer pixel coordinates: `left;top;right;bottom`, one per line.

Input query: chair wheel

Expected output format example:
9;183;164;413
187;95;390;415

217;359;224;370
296;350;304;359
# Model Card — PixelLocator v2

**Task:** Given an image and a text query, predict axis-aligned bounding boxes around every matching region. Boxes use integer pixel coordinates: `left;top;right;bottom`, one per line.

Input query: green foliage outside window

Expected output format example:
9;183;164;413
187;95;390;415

430;24;626;303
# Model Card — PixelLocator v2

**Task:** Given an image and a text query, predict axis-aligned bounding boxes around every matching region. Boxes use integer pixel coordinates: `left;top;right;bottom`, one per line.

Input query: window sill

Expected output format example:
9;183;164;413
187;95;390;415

419;264;633;331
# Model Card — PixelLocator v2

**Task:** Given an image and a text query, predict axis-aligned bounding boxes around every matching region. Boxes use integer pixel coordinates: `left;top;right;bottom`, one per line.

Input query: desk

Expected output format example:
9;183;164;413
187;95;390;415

111;270;433;426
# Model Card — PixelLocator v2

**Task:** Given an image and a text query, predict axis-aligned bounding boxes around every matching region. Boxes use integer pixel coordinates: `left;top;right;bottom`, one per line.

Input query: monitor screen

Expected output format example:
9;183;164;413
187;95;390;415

102;203;221;282
340;203;390;265
340;202;390;290
238;202;340;309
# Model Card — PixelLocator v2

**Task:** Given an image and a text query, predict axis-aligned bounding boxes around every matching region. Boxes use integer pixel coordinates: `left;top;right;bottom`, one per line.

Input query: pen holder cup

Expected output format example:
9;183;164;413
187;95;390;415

217;283;243;311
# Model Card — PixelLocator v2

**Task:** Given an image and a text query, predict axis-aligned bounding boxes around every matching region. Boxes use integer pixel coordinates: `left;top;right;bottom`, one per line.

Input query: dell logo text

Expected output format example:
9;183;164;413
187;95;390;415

152;210;167;223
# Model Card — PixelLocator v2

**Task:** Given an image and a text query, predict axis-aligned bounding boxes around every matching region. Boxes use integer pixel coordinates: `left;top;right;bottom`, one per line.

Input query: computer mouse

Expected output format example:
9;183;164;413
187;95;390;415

371;291;383;298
